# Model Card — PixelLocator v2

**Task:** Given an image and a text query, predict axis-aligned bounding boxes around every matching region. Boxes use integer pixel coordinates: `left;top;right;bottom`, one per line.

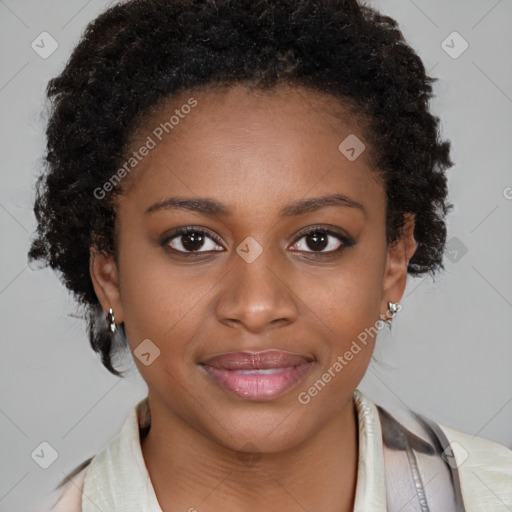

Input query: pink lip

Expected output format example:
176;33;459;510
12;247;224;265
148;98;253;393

200;350;313;401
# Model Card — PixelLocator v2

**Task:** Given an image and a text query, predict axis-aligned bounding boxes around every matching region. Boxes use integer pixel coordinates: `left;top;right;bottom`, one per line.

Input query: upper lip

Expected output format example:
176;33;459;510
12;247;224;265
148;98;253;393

201;350;313;370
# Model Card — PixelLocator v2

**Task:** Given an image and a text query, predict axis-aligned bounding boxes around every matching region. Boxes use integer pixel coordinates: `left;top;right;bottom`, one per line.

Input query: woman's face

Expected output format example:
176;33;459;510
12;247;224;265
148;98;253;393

91;84;415;453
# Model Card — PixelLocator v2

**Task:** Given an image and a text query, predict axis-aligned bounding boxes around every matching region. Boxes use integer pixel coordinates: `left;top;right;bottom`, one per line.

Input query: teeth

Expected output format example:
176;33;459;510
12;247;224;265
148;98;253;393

236;367;293;375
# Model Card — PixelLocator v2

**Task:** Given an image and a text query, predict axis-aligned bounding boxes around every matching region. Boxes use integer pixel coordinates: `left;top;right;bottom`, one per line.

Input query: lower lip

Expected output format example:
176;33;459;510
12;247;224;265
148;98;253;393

202;363;312;401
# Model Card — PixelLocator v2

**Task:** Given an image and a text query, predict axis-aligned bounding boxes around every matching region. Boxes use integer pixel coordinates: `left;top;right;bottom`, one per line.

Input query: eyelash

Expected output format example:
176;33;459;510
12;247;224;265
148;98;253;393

161;225;354;258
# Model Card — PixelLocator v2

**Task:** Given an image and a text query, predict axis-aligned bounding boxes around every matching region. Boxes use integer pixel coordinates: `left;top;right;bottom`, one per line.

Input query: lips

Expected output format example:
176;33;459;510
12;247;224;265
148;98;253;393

200;350;313;401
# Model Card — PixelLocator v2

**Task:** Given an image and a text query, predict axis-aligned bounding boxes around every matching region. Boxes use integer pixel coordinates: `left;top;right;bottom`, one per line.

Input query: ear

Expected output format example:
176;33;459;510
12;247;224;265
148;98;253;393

89;247;124;323
380;213;418;317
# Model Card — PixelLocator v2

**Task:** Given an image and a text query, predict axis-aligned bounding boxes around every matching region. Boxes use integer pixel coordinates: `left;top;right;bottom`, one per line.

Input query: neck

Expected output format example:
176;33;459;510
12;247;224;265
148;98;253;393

141;395;359;512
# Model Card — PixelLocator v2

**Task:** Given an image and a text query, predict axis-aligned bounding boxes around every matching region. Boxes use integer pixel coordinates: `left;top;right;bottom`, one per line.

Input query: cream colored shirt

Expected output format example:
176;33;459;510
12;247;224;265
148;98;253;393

51;389;512;511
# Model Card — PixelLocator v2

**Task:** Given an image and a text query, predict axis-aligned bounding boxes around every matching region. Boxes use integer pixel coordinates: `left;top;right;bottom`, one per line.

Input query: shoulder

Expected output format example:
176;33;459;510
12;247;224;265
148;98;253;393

438;423;512;510
49;464;89;512
359;389;512;511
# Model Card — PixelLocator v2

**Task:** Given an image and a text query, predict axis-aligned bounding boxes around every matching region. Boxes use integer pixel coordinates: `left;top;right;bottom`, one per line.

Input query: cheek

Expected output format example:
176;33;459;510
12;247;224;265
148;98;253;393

294;254;385;414
117;254;208;397
116;238;203;353
303;242;386;331
300;240;387;392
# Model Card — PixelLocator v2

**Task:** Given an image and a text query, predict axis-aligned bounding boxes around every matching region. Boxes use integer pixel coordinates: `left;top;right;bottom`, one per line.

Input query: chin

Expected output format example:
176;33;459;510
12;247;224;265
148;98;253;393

201;403;318;456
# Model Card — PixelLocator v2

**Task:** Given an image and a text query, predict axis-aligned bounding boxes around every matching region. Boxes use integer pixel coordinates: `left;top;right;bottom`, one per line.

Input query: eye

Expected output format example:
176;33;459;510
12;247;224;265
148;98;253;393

289;227;353;254
163;227;224;254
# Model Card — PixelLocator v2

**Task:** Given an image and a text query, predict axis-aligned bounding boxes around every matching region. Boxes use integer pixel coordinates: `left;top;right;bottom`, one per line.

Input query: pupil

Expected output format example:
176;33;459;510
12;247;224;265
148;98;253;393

182;232;204;251
307;231;328;251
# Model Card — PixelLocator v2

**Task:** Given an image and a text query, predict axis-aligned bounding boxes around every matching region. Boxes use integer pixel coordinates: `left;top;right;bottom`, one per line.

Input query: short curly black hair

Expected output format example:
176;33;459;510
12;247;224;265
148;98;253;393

29;0;454;377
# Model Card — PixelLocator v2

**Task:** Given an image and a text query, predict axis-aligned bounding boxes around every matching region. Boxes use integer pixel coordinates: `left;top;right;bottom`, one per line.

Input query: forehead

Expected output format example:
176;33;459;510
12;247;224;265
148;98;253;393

119;84;384;218
133;83;370;150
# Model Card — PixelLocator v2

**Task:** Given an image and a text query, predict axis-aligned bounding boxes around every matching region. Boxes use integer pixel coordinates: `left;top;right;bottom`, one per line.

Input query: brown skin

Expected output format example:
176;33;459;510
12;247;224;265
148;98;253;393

90;84;417;511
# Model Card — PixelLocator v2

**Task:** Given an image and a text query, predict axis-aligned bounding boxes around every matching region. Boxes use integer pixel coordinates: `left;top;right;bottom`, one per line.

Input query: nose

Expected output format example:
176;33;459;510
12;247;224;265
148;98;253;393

214;245;300;333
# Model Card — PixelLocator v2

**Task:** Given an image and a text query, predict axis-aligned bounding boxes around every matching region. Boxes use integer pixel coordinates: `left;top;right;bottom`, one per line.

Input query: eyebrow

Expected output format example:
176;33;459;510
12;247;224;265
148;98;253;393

146;193;365;217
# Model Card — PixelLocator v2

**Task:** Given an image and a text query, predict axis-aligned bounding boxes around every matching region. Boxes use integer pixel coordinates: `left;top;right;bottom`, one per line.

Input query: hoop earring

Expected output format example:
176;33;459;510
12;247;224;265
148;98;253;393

385;301;402;324
106;308;117;333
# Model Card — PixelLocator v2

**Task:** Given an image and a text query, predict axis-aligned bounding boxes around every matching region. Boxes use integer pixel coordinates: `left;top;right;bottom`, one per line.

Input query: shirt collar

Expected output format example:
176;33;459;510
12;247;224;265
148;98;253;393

82;389;387;511
353;388;387;511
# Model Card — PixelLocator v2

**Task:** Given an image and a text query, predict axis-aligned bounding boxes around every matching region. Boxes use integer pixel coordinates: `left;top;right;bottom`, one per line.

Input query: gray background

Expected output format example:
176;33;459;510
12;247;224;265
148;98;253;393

0;0;511;510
